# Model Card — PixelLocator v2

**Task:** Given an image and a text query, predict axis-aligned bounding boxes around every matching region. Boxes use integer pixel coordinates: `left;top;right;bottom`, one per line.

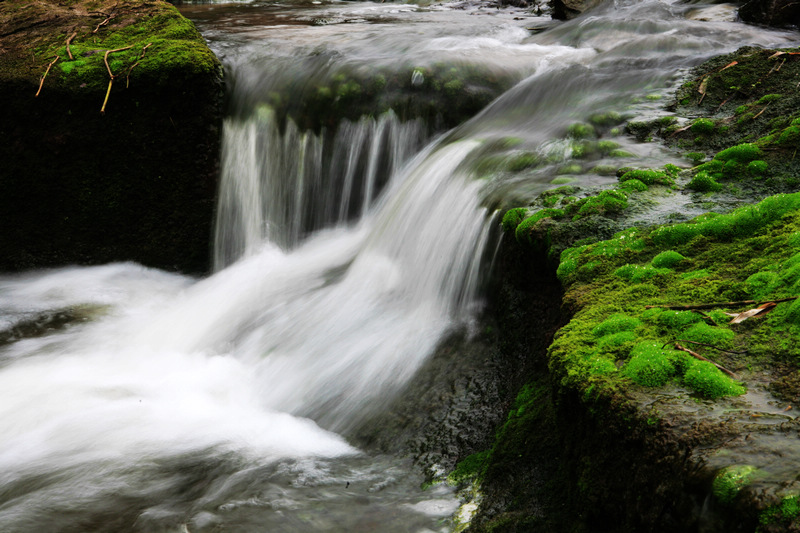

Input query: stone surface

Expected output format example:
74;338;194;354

0;0;223;273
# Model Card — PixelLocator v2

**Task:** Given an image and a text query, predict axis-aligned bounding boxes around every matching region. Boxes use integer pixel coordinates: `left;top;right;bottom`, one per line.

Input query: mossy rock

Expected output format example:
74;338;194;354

0;0;224;272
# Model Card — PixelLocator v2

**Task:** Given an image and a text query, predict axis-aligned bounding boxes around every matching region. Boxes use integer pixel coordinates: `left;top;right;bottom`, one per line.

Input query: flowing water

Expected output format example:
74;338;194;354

1;1;797;531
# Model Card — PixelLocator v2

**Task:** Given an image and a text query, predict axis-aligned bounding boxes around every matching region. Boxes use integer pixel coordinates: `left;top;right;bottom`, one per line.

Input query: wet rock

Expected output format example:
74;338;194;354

0;0;223;273
551;0;604;20
739;0;800;29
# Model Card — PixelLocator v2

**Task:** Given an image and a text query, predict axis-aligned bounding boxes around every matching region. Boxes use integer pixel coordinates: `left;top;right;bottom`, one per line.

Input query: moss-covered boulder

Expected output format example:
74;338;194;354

0;0;223;273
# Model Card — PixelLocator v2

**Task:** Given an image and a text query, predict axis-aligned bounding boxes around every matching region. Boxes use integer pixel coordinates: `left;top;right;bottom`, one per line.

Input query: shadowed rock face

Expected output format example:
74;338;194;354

739;0;800;29
551;0;604;20
0;0;223;274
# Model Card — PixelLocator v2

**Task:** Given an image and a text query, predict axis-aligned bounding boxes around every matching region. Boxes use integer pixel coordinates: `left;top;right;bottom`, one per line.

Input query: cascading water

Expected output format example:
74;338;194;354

1;0;798;531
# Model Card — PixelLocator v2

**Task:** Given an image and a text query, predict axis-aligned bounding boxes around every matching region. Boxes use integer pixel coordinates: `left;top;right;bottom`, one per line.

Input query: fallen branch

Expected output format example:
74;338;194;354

753;104;769;120
691;309;718;326
100;45;134;114
645;297;798;311
674;342;738;379
65;31;78;60
101;78;114;114
125;61;140;88
93;15;114;34
676;339;747;354
103;45;133;78
125;43;153;88
35;55;59;97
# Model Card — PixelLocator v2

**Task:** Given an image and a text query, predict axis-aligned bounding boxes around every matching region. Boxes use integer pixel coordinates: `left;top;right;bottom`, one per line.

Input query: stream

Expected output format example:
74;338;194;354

0;0;797;531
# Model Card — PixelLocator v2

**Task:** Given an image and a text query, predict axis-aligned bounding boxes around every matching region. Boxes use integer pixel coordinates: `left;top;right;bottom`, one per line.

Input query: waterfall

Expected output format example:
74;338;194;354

1;0;797;530
213;108;427;269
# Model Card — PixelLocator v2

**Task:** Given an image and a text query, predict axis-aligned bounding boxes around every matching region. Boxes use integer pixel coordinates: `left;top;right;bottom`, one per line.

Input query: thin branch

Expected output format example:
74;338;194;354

100;46;133;114
65;31;78;60
101;79;114;114
125;43;153;88
93;15;114;34
676;339;747;354
35;55;59;97
125;61;140;88
753;104;769;120
103;45;134;78
674;342;739;379
691;309;718;326
645;297;798;311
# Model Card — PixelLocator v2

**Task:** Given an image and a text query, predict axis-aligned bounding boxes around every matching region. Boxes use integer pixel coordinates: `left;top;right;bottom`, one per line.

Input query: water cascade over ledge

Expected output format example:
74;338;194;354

0;0;798;531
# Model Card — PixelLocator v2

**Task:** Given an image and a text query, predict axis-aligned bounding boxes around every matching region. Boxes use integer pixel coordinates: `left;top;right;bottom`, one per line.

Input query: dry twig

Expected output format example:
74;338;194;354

65;31;78;60
674;342;738;379
35;55;59;97
675;339;747;354
645;297;798;311
100;45;134;114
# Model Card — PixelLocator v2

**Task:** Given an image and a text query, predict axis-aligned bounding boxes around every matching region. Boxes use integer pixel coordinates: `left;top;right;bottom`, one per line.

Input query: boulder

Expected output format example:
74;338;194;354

739;0;800;28
0;0;224;273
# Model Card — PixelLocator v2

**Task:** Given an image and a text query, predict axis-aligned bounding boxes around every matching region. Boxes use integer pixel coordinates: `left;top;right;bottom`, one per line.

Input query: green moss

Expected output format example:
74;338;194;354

623;342;677;387
746;271;779;299
686;152;706;164
760;495;800;525
507;152;542;172
588;111;623;127
591;164;619;176
691;118;715;134
501;207;528;233
712;465;756;504
652;310;704;330
567;122;596;139
785;298;800;324
651;250;686;269
591;314;641;337
747;160;768;176
575;190;628;219
609;149;634;158
778;125;800;147
687;171;722;192
757;93;783;104
515;208;565;244
682;323;735;347
614;264;668;283
596;331;637;351
619;169;672;186
443;79;463;97
447;450;490;485
619;179;648;192
714;143;763;163
683;360;745;399
558;163;583;175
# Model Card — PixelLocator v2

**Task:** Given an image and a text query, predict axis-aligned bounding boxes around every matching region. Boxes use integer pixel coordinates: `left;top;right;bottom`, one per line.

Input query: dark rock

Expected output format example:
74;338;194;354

551;0;604;20
0;0;223;274
739;0;800;28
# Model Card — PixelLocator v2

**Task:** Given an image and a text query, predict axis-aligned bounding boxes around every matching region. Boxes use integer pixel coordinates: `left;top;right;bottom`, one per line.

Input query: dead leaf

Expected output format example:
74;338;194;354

769;51;786;59
729;302;777;324
698;77;708;96
720;60;738;71
698;76;709;104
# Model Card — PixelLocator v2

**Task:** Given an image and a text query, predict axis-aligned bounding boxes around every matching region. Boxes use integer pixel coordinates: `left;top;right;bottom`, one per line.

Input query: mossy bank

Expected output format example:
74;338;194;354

456;47;800;532
0;0;223;273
